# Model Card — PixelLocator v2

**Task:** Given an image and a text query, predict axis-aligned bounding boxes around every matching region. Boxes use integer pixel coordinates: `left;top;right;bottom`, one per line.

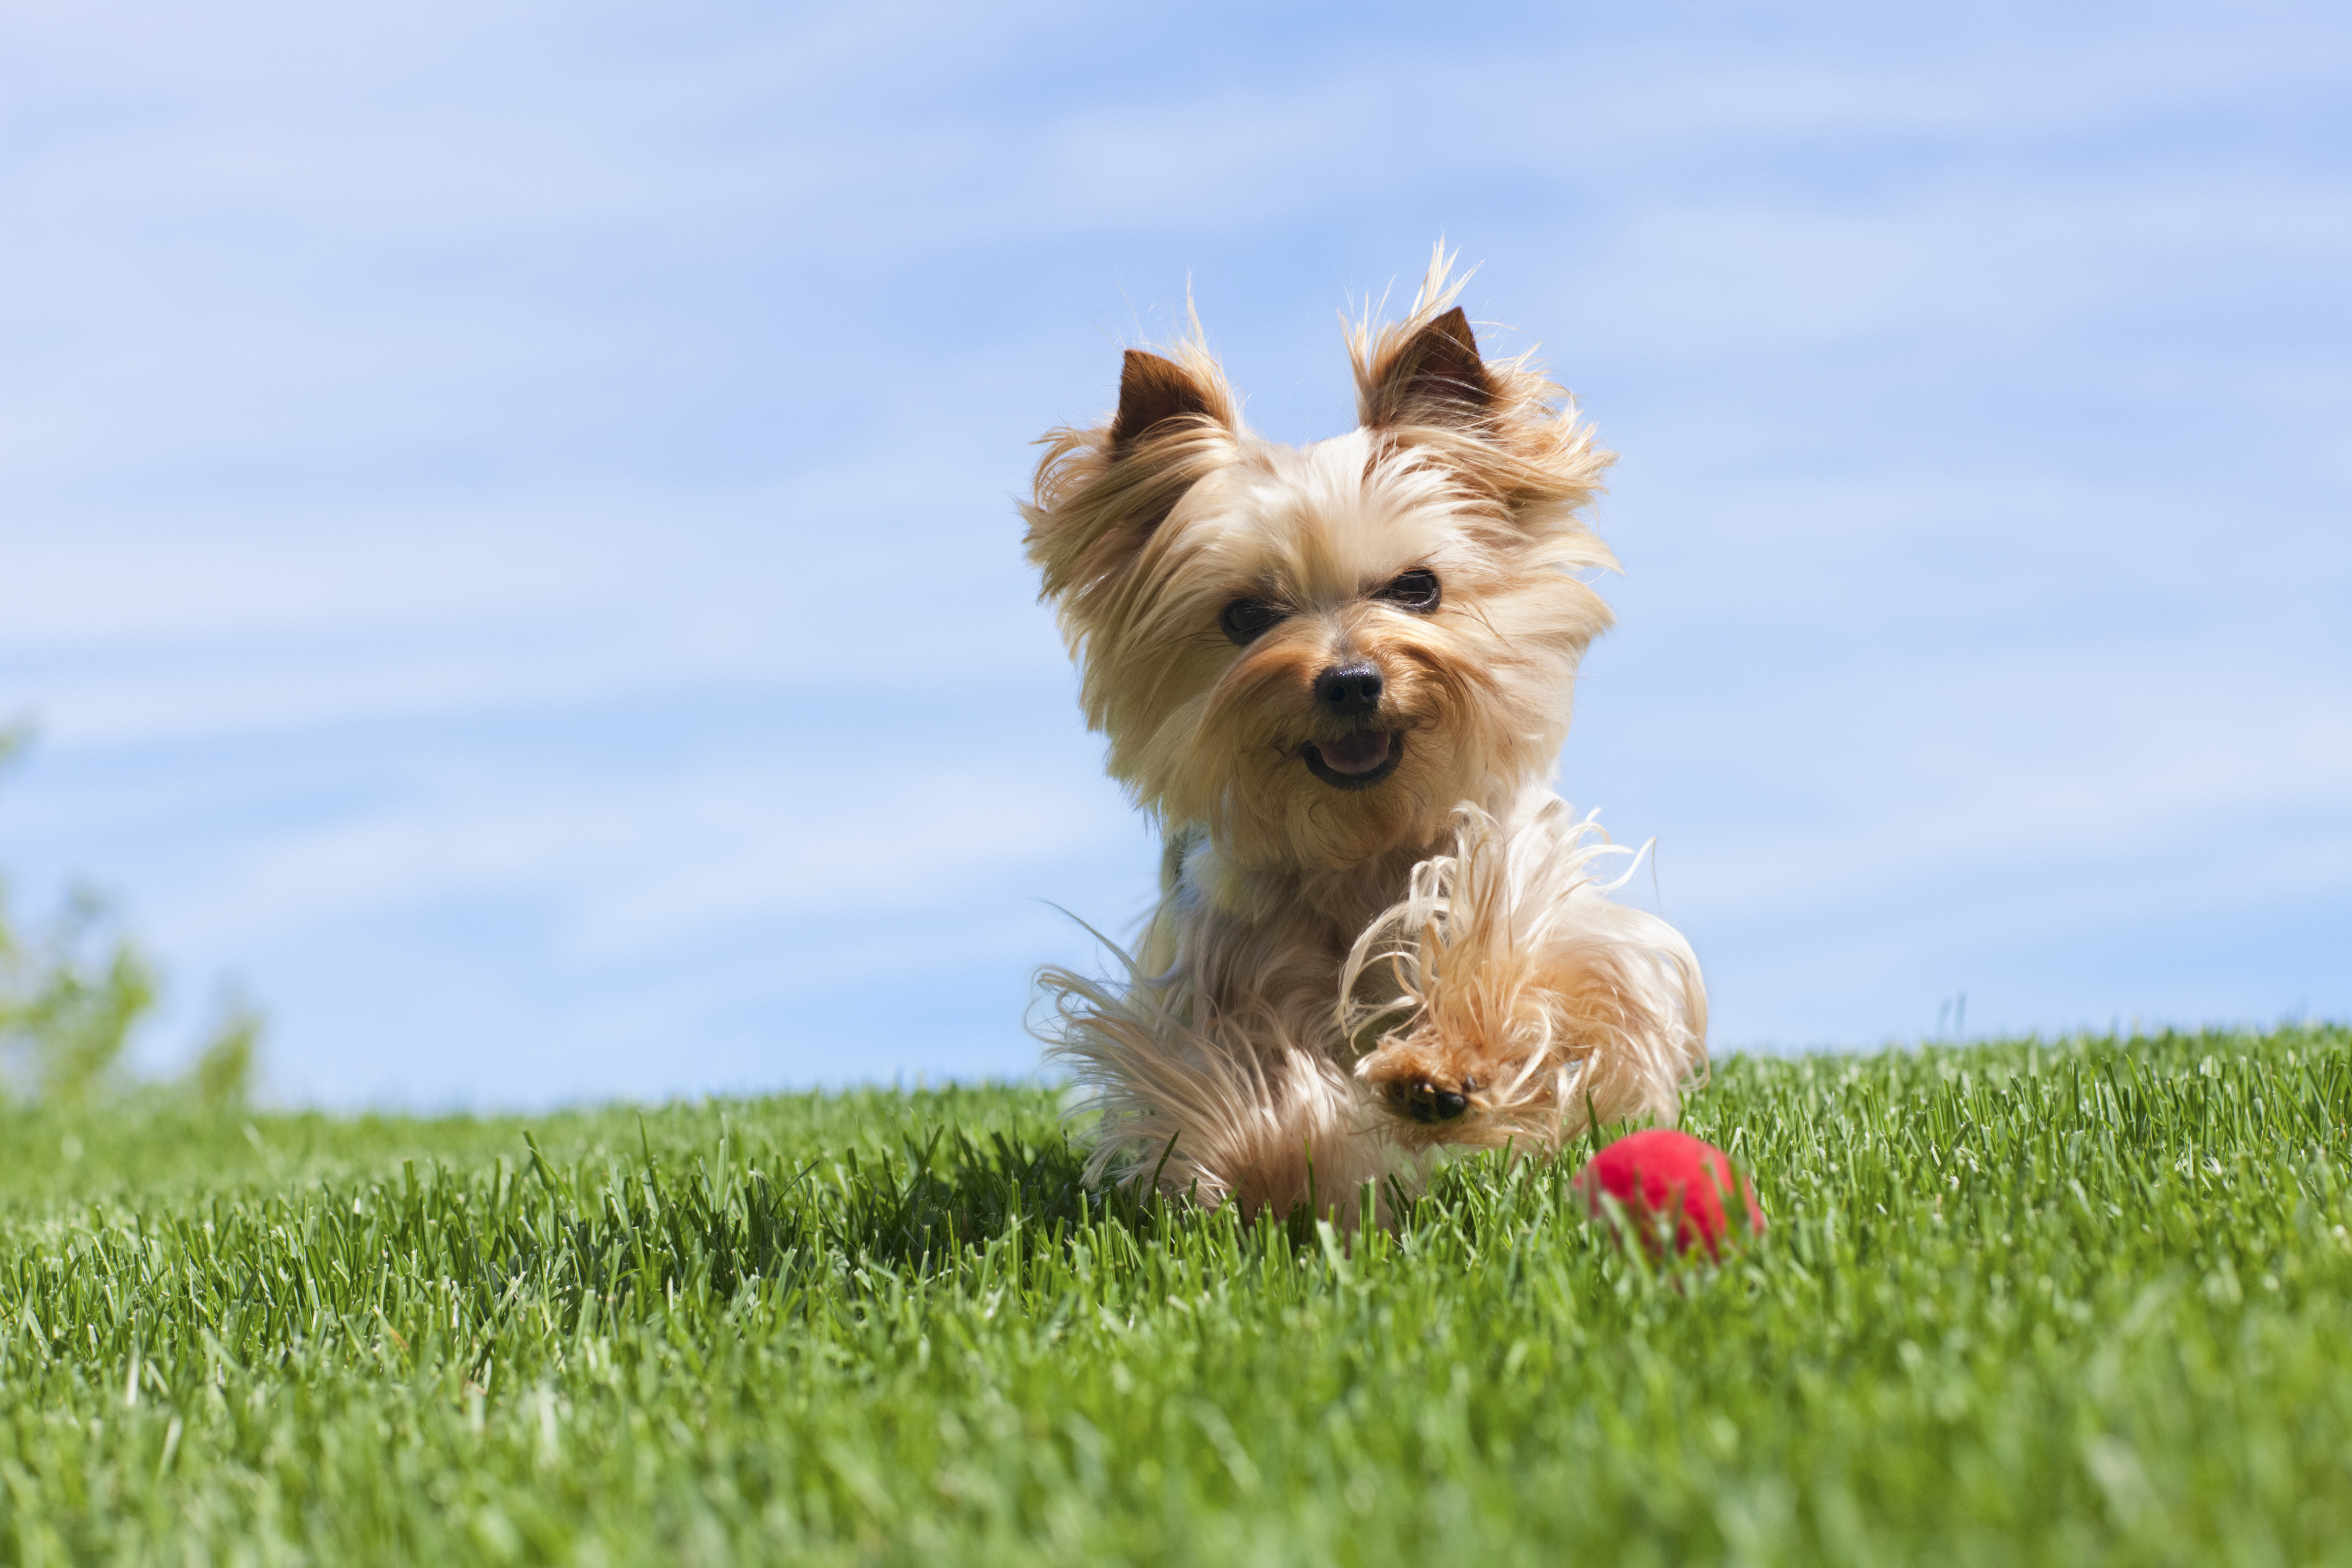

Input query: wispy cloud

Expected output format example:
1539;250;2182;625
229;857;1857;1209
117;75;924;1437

2;1;2345;1102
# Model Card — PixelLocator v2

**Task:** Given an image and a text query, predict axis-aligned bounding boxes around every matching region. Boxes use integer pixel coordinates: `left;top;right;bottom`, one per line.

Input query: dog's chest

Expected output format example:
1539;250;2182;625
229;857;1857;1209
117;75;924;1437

1169;840;1426;1056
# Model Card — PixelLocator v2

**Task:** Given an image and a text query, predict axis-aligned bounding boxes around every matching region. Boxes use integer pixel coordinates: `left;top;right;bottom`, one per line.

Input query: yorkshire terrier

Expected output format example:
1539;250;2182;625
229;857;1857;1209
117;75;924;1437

1024;252;1707;1220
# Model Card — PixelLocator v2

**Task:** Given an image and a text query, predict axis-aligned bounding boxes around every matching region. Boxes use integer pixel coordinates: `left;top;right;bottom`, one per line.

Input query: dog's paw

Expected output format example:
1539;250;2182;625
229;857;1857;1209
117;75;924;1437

1354;1012;1548;1150
1356;1038;1478;1126
1349;962;1546;1150
1341;799;1709;1151
1389;1075;1473;1124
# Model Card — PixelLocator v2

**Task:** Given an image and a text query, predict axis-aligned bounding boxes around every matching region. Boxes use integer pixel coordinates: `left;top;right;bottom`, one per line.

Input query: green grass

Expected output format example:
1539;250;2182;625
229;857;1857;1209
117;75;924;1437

4;1027;2350;1566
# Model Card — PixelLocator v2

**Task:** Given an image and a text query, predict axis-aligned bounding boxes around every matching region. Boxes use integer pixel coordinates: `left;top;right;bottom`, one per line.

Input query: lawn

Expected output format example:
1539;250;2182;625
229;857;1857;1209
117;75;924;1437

3;1025;2349;1565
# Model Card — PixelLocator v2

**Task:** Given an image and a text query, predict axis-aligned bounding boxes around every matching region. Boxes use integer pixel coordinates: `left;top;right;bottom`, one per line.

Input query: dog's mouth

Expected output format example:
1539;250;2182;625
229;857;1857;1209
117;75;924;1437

1303;730;1402;790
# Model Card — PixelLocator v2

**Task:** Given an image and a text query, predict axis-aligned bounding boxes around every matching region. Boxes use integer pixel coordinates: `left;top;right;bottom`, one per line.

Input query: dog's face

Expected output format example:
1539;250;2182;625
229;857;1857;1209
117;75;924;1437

1026;282;1618;873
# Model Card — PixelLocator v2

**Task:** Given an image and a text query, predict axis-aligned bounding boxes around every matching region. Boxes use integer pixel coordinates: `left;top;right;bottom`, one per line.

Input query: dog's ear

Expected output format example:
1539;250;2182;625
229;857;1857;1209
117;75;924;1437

1112;350;1217;449
1360;307;1494;428
1024;342;1239;611
1351;251;1615;526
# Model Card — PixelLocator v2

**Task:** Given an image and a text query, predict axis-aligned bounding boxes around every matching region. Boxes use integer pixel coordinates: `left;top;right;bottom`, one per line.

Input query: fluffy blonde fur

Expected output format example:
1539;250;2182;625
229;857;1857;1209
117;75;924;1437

1025;250;1707;1221
1340;800;1706;1154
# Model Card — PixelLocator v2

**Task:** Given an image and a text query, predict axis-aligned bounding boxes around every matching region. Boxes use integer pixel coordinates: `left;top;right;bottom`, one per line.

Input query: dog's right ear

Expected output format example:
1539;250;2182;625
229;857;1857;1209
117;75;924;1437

1112;350;1215;450
1024;342;1238;611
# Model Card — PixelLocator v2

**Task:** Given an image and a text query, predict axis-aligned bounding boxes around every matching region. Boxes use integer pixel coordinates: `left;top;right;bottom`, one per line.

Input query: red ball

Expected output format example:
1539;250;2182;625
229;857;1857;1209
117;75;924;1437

1573;1129;1766;1259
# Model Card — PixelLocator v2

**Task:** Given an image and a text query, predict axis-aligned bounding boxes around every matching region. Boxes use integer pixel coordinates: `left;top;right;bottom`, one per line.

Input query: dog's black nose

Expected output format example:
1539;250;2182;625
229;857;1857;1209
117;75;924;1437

1313;661;1384;717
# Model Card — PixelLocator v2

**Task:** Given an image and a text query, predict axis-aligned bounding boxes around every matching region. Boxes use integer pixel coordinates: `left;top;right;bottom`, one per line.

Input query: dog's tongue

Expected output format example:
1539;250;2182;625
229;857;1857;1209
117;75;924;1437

1313;730;1393;775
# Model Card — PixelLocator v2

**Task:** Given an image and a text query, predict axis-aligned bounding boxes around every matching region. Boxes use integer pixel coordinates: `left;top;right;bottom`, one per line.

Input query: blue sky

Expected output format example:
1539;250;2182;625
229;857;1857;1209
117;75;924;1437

2;2;2346;1106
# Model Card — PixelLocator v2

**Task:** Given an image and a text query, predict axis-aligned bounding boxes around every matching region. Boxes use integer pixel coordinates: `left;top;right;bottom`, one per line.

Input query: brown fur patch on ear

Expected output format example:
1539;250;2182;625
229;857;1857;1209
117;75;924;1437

1350;246;1617;529
1362;307;1493;427
1113;350;1215;449
1023;333;1242;637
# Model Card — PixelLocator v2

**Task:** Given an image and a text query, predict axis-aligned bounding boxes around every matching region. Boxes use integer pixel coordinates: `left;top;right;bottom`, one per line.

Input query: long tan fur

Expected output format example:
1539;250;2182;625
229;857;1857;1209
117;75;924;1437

1338;800;1708;1154
1026;248;1707;1222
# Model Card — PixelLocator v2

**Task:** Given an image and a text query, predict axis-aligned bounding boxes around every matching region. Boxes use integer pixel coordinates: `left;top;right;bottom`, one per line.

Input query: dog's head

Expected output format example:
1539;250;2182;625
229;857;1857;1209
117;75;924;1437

1024;257;1617;872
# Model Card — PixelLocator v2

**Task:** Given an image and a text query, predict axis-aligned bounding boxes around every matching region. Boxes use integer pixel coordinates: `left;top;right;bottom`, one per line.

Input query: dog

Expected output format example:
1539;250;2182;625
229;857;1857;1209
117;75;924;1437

1024;252;1707;1220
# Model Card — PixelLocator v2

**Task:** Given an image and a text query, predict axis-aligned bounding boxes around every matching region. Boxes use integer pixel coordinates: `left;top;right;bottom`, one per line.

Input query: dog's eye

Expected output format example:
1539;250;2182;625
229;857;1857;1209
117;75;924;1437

1220;598;1284;645
1374;569;1441;613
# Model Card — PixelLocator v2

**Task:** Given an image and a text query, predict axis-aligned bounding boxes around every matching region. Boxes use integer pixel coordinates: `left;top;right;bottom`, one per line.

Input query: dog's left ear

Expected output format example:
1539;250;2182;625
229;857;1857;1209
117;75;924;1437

1361;307;1494;428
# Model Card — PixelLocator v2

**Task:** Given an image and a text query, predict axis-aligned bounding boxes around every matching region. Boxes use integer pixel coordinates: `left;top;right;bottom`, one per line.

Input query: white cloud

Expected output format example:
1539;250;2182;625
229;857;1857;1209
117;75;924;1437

1;0;2344;1101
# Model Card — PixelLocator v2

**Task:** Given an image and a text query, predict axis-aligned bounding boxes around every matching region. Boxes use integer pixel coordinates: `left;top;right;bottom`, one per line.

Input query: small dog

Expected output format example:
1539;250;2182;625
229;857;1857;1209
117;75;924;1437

1025;252;1707;1219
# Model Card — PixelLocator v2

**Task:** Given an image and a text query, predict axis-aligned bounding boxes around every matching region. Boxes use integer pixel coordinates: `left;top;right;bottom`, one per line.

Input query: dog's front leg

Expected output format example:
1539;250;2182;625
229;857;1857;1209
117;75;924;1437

1342;802;1709;1155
